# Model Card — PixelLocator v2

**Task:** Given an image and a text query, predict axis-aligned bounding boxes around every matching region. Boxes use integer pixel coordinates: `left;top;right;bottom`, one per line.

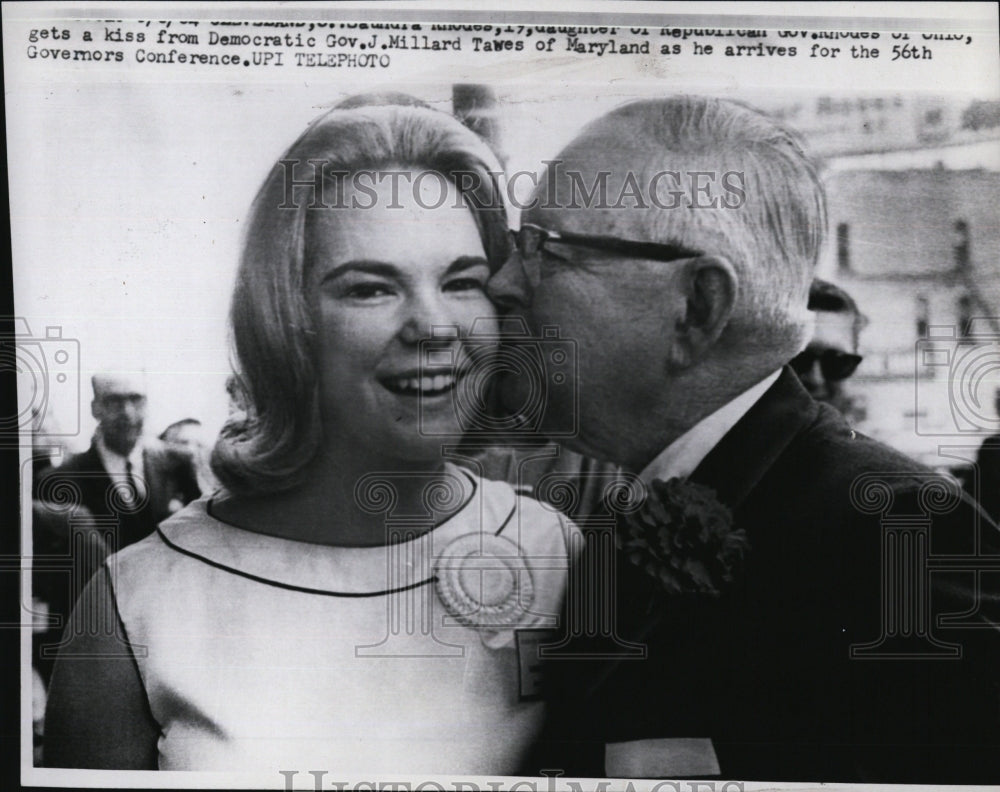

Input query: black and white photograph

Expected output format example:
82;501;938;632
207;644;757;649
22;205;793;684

4;2;1000;789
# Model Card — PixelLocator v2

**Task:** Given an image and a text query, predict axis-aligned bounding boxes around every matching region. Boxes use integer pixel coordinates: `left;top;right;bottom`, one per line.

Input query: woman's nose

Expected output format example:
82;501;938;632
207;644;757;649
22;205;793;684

398;291;459;345
487;252;532;311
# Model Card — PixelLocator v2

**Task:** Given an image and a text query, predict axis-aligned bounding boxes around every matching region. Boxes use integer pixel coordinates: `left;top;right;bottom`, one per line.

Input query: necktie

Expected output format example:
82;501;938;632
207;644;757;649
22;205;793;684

124;459;138;506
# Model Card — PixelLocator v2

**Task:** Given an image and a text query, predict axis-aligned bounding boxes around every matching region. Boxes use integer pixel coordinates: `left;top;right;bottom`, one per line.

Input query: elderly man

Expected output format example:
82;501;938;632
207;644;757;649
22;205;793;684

488;96;1000;782
36;373;200;551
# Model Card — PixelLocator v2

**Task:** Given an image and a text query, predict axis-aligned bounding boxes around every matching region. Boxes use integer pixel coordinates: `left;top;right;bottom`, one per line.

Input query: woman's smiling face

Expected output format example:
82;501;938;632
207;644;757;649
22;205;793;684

306;170;498;463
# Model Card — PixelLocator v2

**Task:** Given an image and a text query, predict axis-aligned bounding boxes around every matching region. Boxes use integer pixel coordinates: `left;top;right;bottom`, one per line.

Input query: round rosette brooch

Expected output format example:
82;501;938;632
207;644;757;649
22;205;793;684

434;533;534;630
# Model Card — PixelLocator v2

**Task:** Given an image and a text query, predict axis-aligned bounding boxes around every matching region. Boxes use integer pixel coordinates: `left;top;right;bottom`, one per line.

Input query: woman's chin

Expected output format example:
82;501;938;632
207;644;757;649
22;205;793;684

381;422;467;464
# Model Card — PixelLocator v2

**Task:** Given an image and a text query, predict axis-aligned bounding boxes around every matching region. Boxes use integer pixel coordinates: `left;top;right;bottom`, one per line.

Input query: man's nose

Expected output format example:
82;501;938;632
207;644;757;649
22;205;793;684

122;398;145;422
487;252;532;311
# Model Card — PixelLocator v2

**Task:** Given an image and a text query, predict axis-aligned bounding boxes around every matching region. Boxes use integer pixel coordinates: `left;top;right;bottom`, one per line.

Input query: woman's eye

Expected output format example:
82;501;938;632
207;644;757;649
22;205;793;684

444;277;486;292
343;282;393;299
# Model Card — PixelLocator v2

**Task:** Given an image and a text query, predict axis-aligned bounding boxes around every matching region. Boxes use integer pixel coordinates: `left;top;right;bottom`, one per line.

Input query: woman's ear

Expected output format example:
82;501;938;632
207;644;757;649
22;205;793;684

667;256;738;368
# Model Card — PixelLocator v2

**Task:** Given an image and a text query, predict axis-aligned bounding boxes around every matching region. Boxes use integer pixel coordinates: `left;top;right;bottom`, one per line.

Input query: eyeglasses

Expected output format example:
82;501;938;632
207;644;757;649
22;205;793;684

510;222;702;287
790;347;863;382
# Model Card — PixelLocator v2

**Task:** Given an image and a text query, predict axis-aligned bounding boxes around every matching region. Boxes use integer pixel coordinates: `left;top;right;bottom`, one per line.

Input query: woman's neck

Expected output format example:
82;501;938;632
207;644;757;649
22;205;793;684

212;448;465;548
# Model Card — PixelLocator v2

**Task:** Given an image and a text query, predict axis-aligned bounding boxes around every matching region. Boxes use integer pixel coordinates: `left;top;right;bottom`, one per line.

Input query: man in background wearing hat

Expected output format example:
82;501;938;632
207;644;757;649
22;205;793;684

37;372;201;551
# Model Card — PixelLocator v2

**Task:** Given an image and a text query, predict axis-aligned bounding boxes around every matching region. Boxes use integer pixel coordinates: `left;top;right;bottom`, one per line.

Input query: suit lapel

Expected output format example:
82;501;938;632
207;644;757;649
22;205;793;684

688;367;818;513
580;367;819;700
85;444;108;476
84;444;115;509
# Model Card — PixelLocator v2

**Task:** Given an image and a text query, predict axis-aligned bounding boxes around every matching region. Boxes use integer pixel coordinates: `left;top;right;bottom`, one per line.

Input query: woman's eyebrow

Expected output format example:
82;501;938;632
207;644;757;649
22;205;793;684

319;255;489;284
445;255;490;274
319;260;399;283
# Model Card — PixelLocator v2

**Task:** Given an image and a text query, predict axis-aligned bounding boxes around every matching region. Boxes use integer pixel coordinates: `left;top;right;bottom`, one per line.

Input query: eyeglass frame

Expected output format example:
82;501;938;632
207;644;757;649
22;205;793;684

509;222;703;287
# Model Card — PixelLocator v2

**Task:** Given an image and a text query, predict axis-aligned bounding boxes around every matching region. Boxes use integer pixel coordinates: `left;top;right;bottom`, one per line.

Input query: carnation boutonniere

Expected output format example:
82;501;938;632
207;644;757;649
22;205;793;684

617;477;749;598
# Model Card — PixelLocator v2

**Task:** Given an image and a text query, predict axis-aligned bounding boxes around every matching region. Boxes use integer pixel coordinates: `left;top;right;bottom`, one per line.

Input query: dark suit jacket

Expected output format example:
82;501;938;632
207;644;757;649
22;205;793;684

36;440;200;552
975;433;1000;524
31;501;110;683
540;368;1000;783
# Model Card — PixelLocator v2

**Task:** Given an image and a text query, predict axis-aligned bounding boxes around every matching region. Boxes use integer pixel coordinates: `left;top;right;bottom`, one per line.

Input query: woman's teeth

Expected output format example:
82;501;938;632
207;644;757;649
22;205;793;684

385;374;457;395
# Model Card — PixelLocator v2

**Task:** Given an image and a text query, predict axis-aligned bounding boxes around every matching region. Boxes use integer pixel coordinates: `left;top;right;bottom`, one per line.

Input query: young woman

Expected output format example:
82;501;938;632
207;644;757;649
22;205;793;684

44;102;577;774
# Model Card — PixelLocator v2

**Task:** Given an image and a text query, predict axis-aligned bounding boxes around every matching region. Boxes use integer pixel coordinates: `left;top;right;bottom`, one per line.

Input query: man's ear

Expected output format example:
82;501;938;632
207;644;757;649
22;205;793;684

90;399;101;421
668;256;738;367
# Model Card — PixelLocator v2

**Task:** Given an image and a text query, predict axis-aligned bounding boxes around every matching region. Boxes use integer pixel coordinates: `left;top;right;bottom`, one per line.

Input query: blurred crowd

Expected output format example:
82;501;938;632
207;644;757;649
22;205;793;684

29;372;218;761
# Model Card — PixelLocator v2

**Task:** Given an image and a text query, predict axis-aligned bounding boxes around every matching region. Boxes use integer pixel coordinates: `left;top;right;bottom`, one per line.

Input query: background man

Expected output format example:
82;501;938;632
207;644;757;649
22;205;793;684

37;372;200;551
488;95;1000;783
791;278;866;412
159;417;219;495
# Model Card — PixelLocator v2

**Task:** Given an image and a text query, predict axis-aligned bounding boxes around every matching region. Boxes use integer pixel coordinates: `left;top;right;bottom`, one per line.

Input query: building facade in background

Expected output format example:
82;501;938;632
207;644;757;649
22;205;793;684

790;94;1000;469
815;168;1000;467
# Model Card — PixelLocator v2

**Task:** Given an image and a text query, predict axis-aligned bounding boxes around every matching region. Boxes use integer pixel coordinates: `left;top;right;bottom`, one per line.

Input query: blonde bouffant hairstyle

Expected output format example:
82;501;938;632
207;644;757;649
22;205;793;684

211;101;509;496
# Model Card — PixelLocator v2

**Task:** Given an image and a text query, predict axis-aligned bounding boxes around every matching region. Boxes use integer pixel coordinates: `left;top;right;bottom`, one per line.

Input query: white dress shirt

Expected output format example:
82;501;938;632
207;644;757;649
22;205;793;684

638;369;782;484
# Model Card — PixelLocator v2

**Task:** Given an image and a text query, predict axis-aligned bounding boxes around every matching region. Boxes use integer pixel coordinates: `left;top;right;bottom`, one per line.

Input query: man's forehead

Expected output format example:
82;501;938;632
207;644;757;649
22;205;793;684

526;142;676;237
527;177;642;236
93;373;147;399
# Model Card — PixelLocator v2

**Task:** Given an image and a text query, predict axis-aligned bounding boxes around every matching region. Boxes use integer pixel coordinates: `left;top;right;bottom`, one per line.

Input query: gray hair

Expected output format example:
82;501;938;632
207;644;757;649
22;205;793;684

567;95;826;354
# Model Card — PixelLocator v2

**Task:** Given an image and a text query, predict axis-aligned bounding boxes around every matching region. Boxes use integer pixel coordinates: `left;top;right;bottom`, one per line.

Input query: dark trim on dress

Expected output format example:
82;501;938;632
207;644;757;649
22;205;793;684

154;528;438;598
157;468;487;597
494;504;517;536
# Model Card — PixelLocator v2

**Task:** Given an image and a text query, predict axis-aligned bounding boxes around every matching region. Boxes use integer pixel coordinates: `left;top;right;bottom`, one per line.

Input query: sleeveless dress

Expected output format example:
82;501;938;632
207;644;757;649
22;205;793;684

107;468;577;774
